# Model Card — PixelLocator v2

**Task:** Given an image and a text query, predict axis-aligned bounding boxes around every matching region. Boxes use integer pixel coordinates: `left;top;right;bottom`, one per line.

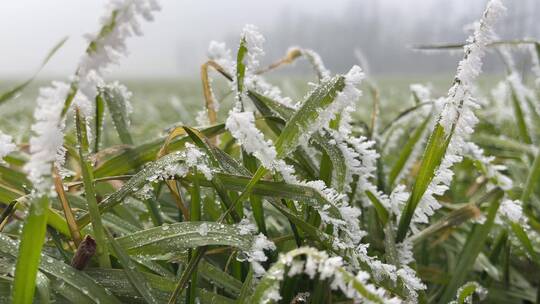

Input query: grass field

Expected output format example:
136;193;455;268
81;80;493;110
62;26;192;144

0;74;481;141
1;0;540;303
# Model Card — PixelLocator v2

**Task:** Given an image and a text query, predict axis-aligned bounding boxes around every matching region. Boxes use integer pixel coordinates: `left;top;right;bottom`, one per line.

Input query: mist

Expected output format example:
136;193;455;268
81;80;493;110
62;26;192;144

0;0;537;79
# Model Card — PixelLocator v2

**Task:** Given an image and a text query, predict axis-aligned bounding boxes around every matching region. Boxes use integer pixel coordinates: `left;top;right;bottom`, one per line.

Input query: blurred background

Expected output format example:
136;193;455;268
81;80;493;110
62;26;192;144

1;0;538;78
0;0;538;141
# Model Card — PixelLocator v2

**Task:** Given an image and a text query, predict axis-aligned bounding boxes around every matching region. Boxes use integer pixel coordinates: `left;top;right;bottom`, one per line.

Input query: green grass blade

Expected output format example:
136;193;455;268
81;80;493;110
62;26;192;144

115;222;253;257
454;282;482;304
236;267;253;304
11;196;49;304
397;123;451;241
236;37;248;99
249;89;348;191
199;260;243;296
182;126;241;222
85;267;232;302
0;234;121;303
187;169;202;304
76;110;110;267
509;222;540;264
35;272;51;304
509;85;532;145
274;76;345;158
94;123;225;177
226;76;348;223
365;190;389;225
100;86;134;145
106;229;158;304
521;150;540;207
439;189;503;303
94;92;106;152
242;149;267;234
387;114;430;188
77;150;203;227
409;204;480;244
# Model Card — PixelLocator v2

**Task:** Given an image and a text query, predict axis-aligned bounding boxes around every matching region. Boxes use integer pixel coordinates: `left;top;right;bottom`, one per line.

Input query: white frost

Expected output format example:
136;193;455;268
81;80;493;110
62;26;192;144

243;233;276;277
499;199;523;223
197;223;209;236
0;131;16;162
410;0;506;230
301;49;331;81
24;82;70;194
225;110;277;169
241;24;265;70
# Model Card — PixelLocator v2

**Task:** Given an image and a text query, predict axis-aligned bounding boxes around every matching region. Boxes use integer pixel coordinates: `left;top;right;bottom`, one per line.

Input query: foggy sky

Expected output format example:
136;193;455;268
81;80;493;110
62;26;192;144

0;0;535;78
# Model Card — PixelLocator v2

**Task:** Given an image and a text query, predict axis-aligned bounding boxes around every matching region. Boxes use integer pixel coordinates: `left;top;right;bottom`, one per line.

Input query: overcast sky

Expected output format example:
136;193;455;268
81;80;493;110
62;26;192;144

1;0;532;79
0;0;349;78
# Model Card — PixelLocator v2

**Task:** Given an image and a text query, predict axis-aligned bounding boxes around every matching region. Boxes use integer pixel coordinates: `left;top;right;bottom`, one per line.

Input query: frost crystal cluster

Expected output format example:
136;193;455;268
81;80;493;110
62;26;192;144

0;131;16;162
75;0;160;130
24;82;70;194
410;0;506;229
256;247;402;304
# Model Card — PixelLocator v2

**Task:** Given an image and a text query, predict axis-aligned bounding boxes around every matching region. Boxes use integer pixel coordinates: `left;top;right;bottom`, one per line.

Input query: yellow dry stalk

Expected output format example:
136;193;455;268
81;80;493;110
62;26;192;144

157;127;187;158
256;47;303;74
53;167;82;246
200;60;233;146
155;126;191;220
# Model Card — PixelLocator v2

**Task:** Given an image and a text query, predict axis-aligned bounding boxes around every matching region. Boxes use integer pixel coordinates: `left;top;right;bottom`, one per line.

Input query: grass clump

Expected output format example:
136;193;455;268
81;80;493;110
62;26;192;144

1;0;540;303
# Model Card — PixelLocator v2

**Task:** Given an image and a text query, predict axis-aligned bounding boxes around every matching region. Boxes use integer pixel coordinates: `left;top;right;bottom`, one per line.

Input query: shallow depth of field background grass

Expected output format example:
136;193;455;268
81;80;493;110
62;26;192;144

0;74;506;141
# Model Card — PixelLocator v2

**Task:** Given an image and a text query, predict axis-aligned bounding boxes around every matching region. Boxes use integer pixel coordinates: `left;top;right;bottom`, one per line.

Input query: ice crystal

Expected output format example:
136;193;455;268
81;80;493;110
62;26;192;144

0;131;16;162
24;82;70;194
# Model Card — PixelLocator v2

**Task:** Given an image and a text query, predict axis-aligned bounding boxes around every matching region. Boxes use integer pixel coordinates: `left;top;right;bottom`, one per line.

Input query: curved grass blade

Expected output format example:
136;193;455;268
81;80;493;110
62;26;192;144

237;76;345;197
181;126;241;222
77;150;201;227
453;282;483;304
114;222;253;258
0;37;68;106
0;193;71;237
191;173;344;221
0;233;121;304
94;123;225;177
85;268;234;303
439;189;503;303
